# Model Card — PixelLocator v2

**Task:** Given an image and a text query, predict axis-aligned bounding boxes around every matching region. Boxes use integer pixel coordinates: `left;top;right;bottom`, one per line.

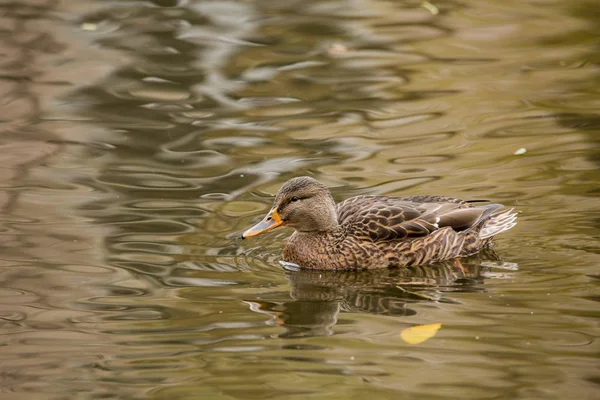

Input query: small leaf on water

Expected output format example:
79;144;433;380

400;323;442;344
421;1;439;15
328;43;348;55
81;23;97;31
514;147;527;155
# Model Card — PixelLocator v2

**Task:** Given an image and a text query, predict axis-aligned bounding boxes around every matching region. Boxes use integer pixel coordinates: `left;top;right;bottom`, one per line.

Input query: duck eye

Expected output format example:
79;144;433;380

290;196;299;202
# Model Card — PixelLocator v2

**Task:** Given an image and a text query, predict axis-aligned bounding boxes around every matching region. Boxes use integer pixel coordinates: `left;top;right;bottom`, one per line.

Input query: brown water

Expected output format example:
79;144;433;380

1;0;599;399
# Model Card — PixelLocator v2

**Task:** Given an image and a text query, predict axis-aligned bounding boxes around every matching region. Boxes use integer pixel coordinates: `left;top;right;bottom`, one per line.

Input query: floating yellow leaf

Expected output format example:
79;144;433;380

400;323;442;344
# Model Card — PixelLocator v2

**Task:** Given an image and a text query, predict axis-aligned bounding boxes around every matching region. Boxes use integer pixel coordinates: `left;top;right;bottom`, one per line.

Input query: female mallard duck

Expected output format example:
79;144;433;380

242;176;516;270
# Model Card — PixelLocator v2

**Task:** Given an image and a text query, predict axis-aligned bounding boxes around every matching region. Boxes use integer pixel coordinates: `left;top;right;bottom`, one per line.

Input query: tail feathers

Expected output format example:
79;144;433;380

479;208;517;239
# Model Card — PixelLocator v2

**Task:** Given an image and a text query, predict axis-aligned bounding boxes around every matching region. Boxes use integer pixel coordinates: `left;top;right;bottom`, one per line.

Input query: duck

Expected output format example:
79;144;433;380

242;176;517;270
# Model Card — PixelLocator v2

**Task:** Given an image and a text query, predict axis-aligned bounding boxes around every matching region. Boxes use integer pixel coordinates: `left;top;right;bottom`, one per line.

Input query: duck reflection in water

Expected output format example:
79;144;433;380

247;249;510;338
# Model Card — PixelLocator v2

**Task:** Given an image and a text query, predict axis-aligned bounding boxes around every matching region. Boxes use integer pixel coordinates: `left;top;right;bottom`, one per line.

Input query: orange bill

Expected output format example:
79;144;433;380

241;208;284;239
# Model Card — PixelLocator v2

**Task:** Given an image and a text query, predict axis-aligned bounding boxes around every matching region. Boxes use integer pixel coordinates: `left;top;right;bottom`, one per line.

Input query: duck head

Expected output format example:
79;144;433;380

242;176;339;238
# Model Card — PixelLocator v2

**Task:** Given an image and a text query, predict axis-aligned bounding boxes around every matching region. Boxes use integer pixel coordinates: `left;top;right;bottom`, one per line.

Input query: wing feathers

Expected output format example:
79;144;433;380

337;195;515;243
436;208;485;231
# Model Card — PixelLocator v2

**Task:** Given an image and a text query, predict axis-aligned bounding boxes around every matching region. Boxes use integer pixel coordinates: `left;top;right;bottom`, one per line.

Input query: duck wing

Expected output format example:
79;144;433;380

337;195;493;242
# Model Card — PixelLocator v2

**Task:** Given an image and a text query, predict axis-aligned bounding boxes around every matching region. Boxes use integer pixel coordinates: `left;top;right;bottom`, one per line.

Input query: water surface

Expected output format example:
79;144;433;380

0;0;598;399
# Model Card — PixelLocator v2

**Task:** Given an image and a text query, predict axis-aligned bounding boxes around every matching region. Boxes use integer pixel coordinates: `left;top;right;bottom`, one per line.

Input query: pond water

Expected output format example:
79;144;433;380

0;0;598;399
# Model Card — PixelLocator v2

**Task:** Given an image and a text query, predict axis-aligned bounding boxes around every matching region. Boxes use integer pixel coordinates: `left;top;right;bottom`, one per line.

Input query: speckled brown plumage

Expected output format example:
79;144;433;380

242;176;517;270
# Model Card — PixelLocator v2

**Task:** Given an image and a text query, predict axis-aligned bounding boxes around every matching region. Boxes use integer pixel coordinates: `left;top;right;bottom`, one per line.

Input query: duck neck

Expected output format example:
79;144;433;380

297;198;339;233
